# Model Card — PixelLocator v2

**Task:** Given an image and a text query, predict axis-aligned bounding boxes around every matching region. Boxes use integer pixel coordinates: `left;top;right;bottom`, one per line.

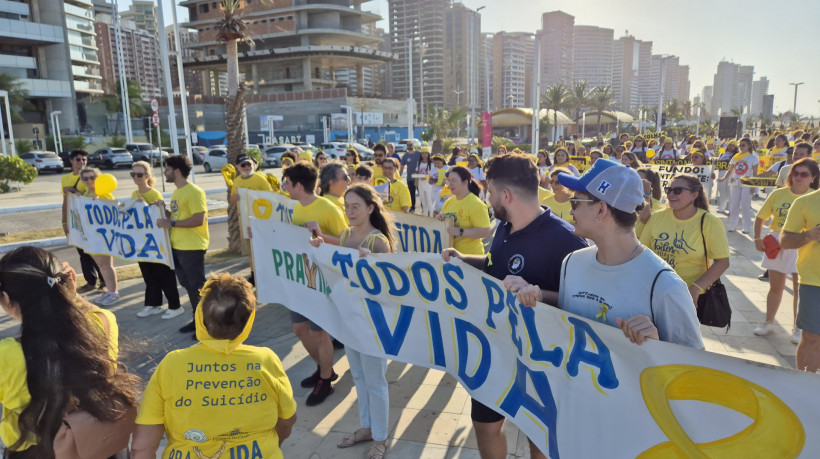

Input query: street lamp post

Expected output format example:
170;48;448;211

112;0;132;143
789;82;804;115
453;89;464;137
531;30;541;155
656;56;669;132
470;6;485;142
406;39;414;140
0;90;16;155
340;104;354;142
418;42;427;125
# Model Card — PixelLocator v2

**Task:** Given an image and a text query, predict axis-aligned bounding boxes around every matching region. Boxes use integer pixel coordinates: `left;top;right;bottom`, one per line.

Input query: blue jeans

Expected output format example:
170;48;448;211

346;346;389;441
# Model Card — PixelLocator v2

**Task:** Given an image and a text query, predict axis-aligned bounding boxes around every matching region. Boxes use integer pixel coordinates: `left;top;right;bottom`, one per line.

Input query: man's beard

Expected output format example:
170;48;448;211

493;203;509;222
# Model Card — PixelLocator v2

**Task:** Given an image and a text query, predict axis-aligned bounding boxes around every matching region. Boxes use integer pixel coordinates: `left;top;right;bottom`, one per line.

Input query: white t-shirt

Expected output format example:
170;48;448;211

776;164;792;188
727;152;760;187
558;246;704;349
658;149;678;160
469;166;485;182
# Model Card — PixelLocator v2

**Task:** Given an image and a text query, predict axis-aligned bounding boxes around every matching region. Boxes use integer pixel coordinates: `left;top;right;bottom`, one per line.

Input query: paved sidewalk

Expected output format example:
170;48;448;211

0;205;804;457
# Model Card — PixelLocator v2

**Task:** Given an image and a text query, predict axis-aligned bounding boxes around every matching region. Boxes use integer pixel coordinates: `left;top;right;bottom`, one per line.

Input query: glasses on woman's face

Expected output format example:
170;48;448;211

665;186;693;195
130;172;145;178
792;171;812;179
569;198;595;210
81;176;96;182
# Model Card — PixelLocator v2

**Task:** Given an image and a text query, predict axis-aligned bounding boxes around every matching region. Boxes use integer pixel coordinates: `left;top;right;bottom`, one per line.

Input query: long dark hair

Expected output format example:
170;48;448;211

345;184;396;252
671;174;709;211
447;166;481;197
637;167;662;201
0;247;139;456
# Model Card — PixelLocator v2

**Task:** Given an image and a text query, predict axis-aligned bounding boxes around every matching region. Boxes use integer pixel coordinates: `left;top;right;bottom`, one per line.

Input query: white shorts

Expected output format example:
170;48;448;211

761;231;798;274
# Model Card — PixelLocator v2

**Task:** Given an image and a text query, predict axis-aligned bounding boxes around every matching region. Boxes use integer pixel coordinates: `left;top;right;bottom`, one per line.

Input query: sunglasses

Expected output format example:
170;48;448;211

792;171;813;179
130;172;146;178
72;157;87;162
665;186;693;195
81;176;96;182
569;198;596;210
239;162;253;168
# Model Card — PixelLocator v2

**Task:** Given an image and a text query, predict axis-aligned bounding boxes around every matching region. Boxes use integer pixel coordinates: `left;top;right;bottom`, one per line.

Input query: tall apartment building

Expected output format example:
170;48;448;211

538;11;574;90
96;14;161;100
711;61;755;115
701;85;713;114
636;40;654;107
677;65;690;103
166;25;204;96
376;27;392;97
121;0;158;39
389;0;447;116
478;32;493;112
613;35;640;111
750;77;769;116
182;0;390;97
572;25;613;90
661;55;680;103
0;0;102;134
492;32;533;109
92;0;114;18
444;2;481;111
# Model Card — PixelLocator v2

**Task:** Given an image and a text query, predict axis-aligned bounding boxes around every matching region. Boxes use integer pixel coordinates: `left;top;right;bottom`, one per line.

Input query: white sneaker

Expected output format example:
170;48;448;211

162;307;185;320
791;328;802;345
137;306;163;318
97;292;120;307
753;322;774;336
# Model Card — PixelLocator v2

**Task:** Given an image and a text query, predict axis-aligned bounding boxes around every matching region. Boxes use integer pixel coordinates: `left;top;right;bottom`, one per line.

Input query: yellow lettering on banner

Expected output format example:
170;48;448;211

638;364;804;458
252;198;273;219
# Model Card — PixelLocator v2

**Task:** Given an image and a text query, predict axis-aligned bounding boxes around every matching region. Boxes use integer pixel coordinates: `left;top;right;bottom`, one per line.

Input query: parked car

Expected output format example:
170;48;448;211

202;148;228;172
20;151;64;173
190;146;208;164
262;144;303;168
125;143;167;165
292;142;318;153
89;148;133;169
319;142;355;160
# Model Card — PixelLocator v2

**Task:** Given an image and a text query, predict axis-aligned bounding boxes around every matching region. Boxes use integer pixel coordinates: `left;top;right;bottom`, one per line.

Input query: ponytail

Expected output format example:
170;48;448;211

447;166;481;197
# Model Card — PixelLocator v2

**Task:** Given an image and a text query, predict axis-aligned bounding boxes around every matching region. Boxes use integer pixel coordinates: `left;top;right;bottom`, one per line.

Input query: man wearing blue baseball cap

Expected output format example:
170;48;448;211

553;159;703;348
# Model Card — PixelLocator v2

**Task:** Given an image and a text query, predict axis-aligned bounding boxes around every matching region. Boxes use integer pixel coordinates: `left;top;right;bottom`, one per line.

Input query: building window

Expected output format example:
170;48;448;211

199;3;208;13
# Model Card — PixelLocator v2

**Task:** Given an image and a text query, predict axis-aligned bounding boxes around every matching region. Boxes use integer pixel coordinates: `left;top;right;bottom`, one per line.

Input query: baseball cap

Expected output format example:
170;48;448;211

236;153;256;165
557;158;644;213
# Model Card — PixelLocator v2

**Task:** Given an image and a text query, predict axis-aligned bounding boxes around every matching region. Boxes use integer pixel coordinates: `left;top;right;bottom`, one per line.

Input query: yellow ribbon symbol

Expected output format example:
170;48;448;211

252;198;273;219
595;304;608;322
639;364;804;458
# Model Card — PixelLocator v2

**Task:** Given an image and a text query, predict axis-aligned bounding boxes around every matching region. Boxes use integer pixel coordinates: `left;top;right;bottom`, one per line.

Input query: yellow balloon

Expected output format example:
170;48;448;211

646;148;656;159
95;173;117;196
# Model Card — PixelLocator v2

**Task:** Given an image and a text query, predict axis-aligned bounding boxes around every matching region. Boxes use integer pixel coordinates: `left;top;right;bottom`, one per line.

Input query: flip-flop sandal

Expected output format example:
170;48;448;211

368;440;388;459
337;428;373;448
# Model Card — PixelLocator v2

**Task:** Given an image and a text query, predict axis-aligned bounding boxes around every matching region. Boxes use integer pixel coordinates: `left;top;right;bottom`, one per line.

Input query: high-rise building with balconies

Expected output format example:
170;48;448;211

492;32;533;109
538;11;574;90
572;25;613;90
121;0;158;40
181;0;391;98
95;14;161;100
0;0;102;135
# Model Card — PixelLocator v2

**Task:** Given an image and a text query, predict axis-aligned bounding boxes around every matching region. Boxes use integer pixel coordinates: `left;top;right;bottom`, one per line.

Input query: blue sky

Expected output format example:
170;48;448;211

147;0;820;117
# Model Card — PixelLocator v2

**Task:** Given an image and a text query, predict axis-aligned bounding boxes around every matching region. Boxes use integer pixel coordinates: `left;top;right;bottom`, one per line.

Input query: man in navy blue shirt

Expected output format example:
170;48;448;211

442;153;587;459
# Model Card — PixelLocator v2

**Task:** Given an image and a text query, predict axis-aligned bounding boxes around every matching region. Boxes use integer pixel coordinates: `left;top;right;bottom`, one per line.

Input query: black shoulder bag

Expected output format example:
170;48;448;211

696;213;731;330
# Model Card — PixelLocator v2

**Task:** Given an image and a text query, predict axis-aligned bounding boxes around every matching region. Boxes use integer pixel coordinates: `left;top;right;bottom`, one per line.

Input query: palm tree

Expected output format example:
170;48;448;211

425;102;466;153
542;83;569;143
568;80;590;122
217;0;269;253
101;79;145;136
0;73;35;124
589;85;615;128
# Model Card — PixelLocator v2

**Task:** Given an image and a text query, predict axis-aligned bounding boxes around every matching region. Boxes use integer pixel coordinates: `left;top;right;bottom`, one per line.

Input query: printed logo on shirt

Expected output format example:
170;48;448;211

776;203;791;219
171;199;179;213
735;161;749;175
508;254;525;274
184;429;207;443
571;291;612;323
652;231;696;267
597;180;612;194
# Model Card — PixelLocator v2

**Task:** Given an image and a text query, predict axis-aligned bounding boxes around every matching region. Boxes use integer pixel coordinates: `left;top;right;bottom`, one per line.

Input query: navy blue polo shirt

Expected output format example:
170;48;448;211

484;207;587;291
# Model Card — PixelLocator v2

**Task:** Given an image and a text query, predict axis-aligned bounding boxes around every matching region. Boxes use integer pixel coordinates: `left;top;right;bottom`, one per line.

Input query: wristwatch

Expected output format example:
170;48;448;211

459;228;464;236
171;221;176;227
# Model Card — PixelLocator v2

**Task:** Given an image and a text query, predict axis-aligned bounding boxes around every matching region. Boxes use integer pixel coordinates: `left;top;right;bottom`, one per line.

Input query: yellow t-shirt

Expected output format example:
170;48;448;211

635;198;665;238
371;164;384;183
135;343;296;459
132;188;163;204
537;187;554;204
757;187;806;232
61;172;88;195
340;228;390;252
640;208;730;286
299;149;313;162
170;183;209;251
85;189;115;200
292;195;347;237
231;172;273;195
782;190;820;287
386;179;412;212
324;193;348;224
0;307;119;451
541;194;574;224
440;193;490;255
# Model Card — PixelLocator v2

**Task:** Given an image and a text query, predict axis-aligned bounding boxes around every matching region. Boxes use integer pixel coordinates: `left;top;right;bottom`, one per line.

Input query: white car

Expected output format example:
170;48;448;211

20;151;64;173
202;148;228;172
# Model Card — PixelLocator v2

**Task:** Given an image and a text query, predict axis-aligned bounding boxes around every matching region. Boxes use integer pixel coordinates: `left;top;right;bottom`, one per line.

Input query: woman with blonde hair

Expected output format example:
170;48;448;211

311;184;394;459
80;167;120;306
132;161;184;319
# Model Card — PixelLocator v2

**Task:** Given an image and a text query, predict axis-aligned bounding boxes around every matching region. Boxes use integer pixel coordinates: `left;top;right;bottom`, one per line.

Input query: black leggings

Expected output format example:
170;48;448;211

138;261;181;309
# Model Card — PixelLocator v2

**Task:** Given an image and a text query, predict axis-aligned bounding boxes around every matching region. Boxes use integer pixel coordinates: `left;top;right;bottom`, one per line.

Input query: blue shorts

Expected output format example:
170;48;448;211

290;310;323;331
796;284;820;335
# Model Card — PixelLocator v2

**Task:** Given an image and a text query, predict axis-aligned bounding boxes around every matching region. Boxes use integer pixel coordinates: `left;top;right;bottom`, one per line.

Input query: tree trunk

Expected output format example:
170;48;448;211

225;38;245;254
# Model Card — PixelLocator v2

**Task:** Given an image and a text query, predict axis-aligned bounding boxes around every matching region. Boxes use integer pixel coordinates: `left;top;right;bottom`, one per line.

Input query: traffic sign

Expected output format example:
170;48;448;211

32;127;39;135
152;113;160;127
150;98;159;113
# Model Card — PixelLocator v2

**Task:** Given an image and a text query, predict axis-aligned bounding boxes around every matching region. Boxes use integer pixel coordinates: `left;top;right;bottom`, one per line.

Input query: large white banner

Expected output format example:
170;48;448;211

387;210;452;253
238;189;295;238
649;164;713;190
68;195;174;268
252;219;820;458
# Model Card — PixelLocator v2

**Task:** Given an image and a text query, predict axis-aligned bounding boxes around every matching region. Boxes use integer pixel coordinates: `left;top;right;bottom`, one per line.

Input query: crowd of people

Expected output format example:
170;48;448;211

2;127;819;458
